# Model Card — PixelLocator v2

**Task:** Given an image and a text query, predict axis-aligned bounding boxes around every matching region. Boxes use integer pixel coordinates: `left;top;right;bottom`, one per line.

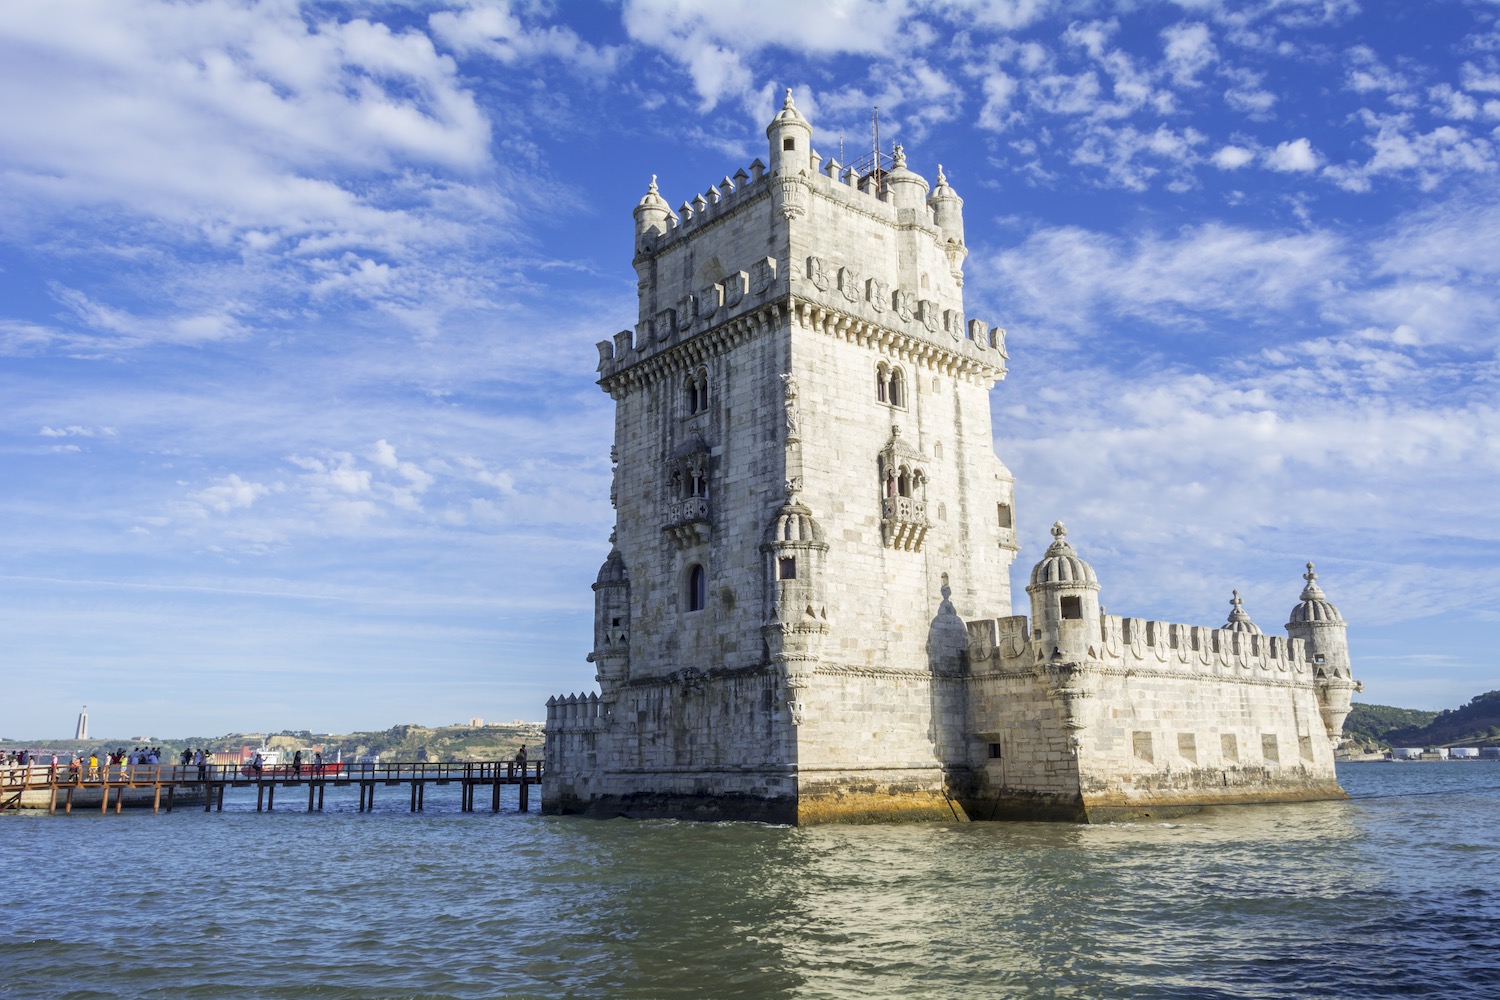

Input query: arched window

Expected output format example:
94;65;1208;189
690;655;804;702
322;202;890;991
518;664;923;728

889;368;906;409
897;466;911;498
687;564;706;612
685;368;709;415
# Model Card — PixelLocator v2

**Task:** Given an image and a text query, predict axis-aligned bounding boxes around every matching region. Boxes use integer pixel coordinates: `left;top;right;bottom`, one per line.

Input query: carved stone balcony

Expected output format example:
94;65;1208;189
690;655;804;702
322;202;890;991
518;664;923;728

663;496;711;548
881;495;928;551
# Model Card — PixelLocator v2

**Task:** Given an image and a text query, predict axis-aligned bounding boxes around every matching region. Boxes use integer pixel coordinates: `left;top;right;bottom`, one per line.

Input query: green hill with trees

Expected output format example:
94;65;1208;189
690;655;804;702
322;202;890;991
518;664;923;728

1345;691;1500;751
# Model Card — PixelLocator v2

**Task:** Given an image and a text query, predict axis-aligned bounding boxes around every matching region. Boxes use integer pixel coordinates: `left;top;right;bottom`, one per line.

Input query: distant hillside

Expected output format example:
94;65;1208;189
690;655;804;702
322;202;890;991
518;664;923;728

1384;690;1500;748
0;722;543;762
1343;702;1438;751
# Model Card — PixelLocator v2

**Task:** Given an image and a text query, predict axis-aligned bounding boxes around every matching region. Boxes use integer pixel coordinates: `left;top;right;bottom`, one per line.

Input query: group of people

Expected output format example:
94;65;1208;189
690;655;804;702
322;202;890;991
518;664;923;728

2;747;218;782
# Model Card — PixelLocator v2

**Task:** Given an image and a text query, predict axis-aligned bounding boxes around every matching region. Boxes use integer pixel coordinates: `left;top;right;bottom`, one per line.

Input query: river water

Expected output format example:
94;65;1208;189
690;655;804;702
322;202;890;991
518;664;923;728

4;763;1498;999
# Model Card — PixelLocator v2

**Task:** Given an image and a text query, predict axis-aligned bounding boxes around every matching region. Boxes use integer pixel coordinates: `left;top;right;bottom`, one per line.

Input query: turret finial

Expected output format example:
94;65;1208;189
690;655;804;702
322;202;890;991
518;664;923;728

892;143;906;169
1225;588;1261;633
936;163;948;186
1051;520;1067;539
1304;561;1317;583
648;174;658;193
784;87;795;110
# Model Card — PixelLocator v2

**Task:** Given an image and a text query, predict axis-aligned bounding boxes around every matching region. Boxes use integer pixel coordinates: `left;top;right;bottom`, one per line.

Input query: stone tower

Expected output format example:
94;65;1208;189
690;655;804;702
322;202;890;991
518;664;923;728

544;91;1017;823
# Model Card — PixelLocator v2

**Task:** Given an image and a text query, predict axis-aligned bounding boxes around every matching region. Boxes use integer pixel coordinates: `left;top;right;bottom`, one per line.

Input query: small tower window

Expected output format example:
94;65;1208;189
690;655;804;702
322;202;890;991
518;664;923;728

875;364;907;408
1060;596;1082;620
687;564;706;612
783;137;795;151
778;557;796;580
685;368;709;415
997;503;1012;528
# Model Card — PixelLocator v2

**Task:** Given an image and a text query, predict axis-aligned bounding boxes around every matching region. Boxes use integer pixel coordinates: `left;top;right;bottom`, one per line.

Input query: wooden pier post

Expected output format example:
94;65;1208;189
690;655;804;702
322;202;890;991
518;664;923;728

491;764;502;813
519;768;530;813
256;782;265;812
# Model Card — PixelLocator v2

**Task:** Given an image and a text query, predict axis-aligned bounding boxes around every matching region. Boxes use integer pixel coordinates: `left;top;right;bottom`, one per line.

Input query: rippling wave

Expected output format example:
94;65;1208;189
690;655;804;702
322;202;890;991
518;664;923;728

6;764;1497;999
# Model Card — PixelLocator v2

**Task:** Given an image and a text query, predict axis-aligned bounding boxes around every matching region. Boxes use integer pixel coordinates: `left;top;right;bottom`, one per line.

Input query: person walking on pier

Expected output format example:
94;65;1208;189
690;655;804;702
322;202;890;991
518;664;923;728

195;749;207;782
292;750;303;777
251;752;264;779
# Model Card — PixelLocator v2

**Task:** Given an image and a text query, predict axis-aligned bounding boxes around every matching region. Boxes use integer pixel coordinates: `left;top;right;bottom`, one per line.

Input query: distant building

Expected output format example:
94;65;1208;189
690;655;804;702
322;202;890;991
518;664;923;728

545;92;1361;824
468;718;484;728
74;705;88;740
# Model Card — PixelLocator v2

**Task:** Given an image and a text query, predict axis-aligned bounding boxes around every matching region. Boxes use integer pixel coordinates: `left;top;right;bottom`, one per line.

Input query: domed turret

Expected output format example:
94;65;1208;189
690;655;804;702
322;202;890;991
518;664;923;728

590;544;631;695
595;545;628;587
1223;590;1261;634
926;164;968;282
760;499;830;698
1026;521;1102;663
766;88;812;177
1029;520;1099;589
883;144;930;212
1284;562;1358;746
1288;563;1344;625
632;175;672;247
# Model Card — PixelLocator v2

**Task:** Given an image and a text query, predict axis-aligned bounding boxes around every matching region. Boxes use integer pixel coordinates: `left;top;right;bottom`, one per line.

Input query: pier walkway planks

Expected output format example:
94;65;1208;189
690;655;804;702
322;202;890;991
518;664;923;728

0;761;541;815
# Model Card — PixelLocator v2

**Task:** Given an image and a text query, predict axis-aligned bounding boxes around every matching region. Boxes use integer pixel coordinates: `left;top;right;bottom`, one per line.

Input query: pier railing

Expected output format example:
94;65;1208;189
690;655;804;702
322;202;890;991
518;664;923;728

0;759;542;816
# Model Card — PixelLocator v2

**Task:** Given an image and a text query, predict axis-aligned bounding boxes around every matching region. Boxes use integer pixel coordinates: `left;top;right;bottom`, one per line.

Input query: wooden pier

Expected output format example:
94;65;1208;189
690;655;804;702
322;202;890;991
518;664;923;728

0;761;541;815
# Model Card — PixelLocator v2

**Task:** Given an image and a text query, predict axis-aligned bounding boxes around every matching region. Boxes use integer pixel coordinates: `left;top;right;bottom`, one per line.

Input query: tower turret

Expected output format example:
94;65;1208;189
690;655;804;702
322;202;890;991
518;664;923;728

926;164;968;283
589;542;631;701
1285;562;1359;745
883;144;930;213
632;175;672;249
1026;521;1102;664
765;88;813;177
760;497;829;722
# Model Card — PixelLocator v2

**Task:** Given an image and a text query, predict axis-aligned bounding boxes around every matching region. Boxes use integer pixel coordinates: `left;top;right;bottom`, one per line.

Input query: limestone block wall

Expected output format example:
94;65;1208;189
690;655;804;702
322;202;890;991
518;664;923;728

963;616;1084;817
606;318;790;683
545;671;798;819
1074;615;1339;812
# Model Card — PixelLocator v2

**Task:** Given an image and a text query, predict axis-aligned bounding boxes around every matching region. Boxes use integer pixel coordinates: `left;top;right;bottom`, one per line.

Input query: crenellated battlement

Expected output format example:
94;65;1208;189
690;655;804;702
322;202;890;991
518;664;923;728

545;692;606;730
967;612;1313;680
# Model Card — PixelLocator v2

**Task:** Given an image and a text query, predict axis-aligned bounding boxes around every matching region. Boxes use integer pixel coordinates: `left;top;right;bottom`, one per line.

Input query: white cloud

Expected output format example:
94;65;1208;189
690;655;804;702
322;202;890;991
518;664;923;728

1264;137;1319;171
1212;144;1256;169
1324;111;1498;192
619;0;917;110
1161;22;1217;86
193;473;270;514
429;1;621;75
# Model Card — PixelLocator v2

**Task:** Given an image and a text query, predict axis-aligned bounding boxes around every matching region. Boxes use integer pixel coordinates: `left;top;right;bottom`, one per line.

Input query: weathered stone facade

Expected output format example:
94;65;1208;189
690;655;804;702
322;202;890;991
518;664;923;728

544;93;1360;823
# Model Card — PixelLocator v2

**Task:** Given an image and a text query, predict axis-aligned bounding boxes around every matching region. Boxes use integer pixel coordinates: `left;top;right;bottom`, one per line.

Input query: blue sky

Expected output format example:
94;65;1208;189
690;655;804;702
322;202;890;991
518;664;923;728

2;0;1497;739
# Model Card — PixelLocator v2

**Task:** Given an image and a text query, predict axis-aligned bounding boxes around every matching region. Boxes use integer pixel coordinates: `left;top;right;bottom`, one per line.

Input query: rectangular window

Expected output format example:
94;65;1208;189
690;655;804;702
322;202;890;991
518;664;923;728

996;502;1012;528
778;557;796;580
1133;731;1154;763
1060;596;1082;620
1178;733;1197;764
1262;734;1280;764
1221;734;1239;762
988;743;1002;759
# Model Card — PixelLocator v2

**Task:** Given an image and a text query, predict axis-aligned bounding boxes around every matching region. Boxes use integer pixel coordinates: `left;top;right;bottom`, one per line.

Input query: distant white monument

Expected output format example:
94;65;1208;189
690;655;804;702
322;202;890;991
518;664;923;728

74;705;89;740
